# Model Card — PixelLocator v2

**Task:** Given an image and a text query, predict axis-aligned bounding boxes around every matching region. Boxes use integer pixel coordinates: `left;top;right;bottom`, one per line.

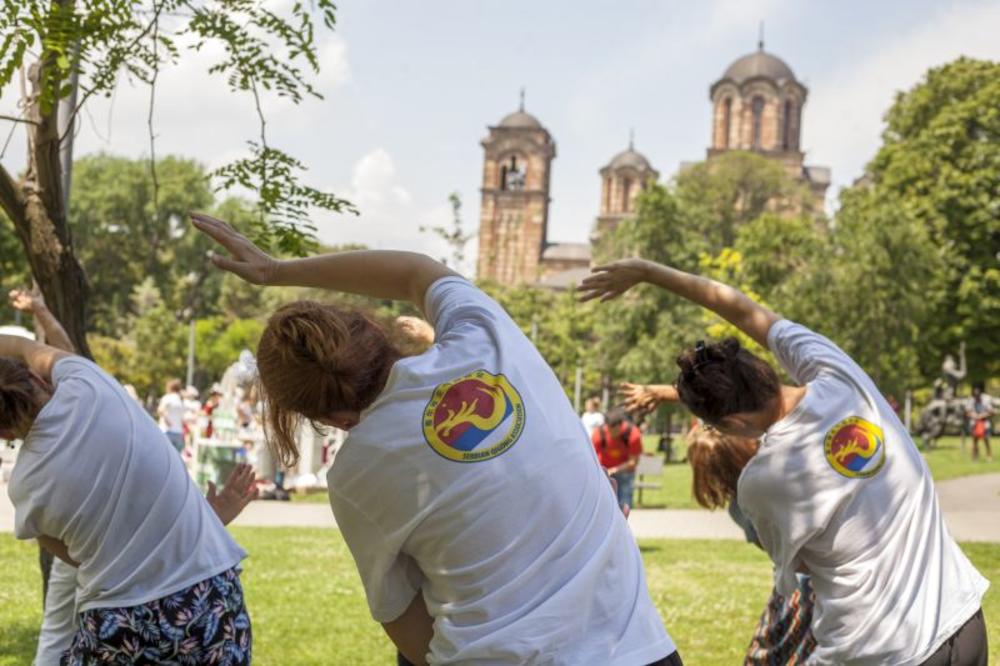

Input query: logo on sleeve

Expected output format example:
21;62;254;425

824;416;886;479
422;370;525;463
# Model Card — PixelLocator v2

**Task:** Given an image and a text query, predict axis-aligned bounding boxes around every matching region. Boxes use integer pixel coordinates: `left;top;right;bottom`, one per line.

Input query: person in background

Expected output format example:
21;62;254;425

203;384;223;438
592;406;643;511
157;378;186;453
581;396;605;436
182;385;202;445
967;382;994;462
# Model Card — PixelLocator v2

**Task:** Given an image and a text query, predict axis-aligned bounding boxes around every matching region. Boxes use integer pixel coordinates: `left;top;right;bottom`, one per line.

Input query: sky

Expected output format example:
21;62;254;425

2;0;999;272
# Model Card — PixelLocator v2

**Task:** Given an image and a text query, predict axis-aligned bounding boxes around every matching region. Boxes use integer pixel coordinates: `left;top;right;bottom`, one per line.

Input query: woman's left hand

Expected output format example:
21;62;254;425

207;463;259;526
577;259;650;302
190;212;279;285
620;382;660;414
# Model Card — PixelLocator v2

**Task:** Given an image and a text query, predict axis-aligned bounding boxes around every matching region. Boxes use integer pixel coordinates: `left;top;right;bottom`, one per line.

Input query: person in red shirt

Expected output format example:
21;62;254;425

592;407;643;510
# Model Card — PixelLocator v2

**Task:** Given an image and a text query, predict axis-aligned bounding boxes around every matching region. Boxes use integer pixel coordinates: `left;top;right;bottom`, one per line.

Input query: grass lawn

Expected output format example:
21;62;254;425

2;528;997;665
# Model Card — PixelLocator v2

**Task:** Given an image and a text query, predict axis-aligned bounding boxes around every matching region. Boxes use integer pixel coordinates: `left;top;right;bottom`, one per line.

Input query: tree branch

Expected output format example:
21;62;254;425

58;3;167;144
0;114;41;127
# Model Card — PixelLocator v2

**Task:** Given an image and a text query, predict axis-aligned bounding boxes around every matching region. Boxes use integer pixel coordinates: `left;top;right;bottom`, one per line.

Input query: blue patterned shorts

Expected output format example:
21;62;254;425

62;567;252;665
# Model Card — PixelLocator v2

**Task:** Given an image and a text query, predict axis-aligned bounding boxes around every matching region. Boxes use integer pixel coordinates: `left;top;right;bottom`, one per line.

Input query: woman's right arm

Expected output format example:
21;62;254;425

579;258;780;348
0;335;71;382
191;213;457;311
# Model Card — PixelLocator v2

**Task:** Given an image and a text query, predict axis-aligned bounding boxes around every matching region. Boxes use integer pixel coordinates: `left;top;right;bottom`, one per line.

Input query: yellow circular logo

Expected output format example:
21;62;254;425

422;370;525;463
824;416;886;479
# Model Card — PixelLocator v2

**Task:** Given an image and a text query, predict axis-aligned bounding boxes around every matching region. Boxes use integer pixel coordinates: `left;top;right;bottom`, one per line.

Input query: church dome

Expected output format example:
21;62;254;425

606;147;652;171
722;48;797;84
498;110;543;129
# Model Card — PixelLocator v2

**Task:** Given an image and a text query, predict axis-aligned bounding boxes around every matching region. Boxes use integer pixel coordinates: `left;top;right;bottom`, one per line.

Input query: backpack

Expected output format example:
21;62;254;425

599;422;635;454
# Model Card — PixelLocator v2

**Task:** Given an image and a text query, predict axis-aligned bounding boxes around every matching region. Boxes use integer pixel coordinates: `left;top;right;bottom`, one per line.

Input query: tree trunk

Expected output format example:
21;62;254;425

0;62;92;358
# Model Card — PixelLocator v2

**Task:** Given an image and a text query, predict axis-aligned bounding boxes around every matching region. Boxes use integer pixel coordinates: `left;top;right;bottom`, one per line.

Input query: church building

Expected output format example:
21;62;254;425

475;43;829;288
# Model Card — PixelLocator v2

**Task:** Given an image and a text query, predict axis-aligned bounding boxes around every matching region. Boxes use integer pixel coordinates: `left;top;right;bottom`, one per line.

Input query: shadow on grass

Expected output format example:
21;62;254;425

638;544;662;553
0;620;38;665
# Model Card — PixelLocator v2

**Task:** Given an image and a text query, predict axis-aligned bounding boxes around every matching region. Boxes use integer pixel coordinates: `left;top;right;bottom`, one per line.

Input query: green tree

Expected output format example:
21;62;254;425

859;57;1000;381
790;186;946;397
0;0;354;354
675;151;816;249
194;317;264;385
69;154;216;334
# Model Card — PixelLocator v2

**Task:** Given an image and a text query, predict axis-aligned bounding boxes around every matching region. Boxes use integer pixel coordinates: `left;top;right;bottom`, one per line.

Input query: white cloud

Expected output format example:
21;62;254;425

805;1;1000;202
315;148;466;272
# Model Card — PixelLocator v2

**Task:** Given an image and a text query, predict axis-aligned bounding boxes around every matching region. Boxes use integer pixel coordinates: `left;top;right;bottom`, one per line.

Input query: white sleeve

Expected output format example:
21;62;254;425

424;276;517;344
767;319;868;385
329;487;424;623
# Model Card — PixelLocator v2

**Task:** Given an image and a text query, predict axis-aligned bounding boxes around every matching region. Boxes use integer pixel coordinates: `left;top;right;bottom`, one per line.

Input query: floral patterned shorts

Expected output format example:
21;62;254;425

62;567;252;665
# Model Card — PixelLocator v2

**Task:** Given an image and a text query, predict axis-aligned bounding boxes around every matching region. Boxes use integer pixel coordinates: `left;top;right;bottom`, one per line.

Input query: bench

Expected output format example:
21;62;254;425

634;453;664;507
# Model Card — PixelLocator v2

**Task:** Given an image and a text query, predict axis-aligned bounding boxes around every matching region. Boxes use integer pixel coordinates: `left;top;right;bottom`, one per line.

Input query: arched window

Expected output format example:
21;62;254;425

751;96;765;149
783;100;794;150
622;177;633;212
501;155;526;191
722;98;732;149
602;177;611;212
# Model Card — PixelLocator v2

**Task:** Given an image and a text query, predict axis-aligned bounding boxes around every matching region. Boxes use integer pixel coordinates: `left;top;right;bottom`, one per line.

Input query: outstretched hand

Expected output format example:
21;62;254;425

9;288;42;313
190;212;278;285
396;316;436;347
619;382;660;414
577;259;650;302
207;463;259;526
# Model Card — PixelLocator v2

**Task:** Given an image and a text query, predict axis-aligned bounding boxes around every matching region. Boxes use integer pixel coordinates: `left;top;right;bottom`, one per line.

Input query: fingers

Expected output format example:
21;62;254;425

191;212;247;252
210;253;246;274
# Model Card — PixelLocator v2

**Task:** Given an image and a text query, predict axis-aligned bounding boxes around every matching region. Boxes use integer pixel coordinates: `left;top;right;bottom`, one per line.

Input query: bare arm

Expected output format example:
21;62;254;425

382;591;433;666
579;259;779;348
37;535;80;567
9;290;75;354
620;382;679;413
191;213;457;311
0;335;72;382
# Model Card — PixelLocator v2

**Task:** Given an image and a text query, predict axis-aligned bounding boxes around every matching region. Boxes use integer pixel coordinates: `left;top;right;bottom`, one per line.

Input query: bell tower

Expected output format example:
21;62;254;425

477;93;556;285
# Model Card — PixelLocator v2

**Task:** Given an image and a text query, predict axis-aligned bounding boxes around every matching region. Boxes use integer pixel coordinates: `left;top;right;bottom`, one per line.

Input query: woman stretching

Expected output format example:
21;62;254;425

0;333;252;664
622;382;816;664
192;212;679;666
581;258;988;665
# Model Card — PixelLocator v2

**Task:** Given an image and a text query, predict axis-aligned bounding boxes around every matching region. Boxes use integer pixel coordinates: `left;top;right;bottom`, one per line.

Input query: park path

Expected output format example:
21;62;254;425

3;473;998;541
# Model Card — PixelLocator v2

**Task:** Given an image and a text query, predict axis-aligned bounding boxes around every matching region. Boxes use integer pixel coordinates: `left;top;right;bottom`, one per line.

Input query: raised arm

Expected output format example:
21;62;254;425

0;335;71;382
579;258;779;348
620;382;679;413
191;213;457;311
9;289;75;353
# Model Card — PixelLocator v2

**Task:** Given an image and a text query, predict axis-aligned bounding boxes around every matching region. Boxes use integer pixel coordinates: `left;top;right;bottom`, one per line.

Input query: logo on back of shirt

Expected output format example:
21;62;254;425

824;416;886;479
422;370;525;462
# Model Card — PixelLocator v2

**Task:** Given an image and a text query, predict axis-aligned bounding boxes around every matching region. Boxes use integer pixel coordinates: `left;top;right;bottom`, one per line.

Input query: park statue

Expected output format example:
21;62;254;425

916;342;967;447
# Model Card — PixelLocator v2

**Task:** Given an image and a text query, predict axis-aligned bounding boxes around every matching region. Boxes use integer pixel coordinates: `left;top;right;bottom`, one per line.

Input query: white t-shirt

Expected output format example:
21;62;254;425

738;320;988;665
8;357;246;611
581;410;605;435
159;391;186;433
328;277;673;666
